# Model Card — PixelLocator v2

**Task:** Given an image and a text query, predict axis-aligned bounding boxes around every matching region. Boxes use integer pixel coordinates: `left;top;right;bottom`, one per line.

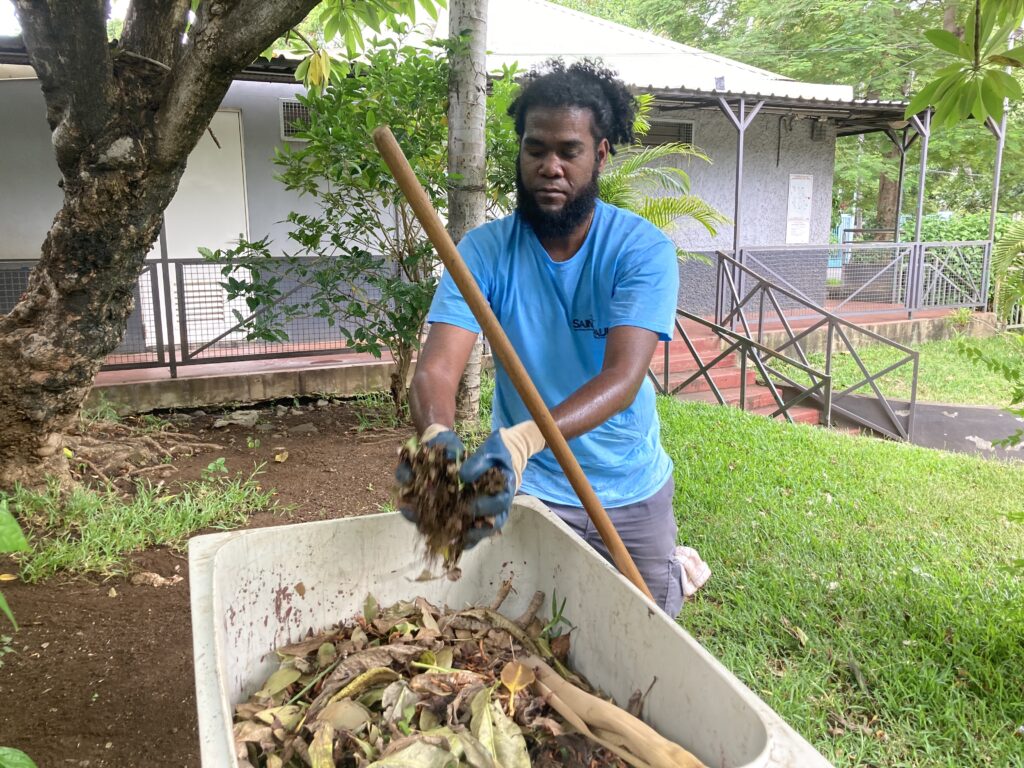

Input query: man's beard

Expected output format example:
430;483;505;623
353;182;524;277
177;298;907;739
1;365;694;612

515;161;600;240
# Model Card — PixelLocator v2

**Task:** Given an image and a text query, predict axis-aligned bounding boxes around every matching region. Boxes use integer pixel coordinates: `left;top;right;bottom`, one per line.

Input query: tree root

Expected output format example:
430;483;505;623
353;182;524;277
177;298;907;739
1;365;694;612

64;420;223;491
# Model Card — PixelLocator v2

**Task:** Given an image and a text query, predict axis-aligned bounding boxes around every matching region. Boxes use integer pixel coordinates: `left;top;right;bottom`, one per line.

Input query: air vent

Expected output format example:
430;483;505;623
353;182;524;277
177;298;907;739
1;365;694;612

280;99;311;142
641;120;695;147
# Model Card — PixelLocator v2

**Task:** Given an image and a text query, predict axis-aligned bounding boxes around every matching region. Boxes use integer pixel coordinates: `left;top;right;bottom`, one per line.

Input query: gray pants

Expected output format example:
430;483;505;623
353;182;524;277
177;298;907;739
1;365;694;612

538;478;684;617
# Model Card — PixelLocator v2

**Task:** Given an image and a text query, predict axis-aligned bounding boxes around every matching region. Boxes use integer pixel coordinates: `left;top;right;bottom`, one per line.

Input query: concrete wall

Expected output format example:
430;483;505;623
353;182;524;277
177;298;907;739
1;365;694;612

660;107;838;316
0;78;64;261
0;78;318;264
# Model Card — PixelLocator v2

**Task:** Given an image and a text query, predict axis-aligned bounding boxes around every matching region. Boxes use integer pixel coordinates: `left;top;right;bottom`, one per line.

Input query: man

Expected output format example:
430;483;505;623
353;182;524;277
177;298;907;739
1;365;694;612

403;60;705;616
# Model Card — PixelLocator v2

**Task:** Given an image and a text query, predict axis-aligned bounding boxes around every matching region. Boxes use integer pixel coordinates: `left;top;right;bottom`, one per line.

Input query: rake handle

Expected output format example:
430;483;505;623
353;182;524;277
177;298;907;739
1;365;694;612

373;125;654;602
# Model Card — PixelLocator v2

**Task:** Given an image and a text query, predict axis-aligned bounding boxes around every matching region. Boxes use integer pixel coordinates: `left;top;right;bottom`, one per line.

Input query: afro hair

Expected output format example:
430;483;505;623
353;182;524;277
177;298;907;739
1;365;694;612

507;58;636;152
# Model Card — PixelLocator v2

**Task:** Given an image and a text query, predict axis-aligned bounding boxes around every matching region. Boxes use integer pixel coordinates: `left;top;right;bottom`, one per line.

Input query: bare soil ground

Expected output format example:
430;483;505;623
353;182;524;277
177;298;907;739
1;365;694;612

0;399;407;768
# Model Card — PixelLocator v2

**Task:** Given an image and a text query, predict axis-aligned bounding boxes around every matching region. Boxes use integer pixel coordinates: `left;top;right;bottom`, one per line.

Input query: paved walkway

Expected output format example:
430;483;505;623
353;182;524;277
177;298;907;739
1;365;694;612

910;402;1023;462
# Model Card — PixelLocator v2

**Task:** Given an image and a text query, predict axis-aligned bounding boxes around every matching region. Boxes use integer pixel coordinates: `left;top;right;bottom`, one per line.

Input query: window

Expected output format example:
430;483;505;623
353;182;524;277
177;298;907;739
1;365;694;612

641;120;695;146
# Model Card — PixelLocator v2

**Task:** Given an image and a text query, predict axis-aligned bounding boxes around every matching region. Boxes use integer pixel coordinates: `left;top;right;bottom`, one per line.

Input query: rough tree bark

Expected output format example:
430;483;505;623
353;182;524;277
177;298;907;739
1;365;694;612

0;0;319;489
446;0;489;423
875;145;901;236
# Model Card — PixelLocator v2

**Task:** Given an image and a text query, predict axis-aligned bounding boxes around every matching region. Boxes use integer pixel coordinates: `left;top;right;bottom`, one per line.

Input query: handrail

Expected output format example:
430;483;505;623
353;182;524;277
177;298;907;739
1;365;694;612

648;311;833;426
714;251;919;440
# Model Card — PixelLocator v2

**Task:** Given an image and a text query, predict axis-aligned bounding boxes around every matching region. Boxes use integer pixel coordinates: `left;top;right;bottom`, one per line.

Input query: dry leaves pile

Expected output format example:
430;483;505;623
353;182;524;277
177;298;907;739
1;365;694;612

395;439;507;569
233;585;680;768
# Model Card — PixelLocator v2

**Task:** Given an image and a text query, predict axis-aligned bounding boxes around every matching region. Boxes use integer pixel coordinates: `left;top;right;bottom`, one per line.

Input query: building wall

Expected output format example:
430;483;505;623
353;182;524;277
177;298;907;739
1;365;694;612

659;106;838;315
0;76;838;325
0;78;64;262
0;78;317;265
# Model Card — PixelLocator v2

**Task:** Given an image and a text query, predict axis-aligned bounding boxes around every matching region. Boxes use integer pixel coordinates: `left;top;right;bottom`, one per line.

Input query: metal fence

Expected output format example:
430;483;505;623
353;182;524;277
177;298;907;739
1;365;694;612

0;252;375;378
732;240;990;323
1008;302;1023;331
0;237;993;378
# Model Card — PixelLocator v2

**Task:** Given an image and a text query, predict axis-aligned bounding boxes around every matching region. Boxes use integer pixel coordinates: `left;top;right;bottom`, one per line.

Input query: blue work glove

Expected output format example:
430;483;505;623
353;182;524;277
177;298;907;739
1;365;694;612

459;421;546;547
396;423;466;523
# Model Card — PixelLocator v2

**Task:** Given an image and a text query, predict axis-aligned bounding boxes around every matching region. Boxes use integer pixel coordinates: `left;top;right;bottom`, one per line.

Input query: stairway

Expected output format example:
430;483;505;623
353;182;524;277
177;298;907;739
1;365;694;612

648;319;822;426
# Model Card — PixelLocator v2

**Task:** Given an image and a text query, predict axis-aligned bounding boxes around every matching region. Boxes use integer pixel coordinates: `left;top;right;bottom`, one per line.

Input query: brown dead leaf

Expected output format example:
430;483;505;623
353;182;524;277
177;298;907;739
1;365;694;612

274;450;289;463
550;633;571;664
130;571;183;587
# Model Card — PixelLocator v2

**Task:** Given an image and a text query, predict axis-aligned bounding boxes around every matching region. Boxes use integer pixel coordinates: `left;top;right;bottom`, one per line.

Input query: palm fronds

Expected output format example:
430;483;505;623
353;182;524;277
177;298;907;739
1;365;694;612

992;220;1024;321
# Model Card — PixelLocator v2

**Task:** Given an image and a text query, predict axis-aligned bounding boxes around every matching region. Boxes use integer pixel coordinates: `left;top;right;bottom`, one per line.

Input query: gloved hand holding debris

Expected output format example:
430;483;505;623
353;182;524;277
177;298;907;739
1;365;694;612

459;420;546;546
395;423;465;524
395;422;515;569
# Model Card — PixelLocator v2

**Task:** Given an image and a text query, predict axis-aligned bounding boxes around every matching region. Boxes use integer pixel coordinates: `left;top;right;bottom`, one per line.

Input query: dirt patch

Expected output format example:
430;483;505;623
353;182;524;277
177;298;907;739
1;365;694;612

0;399;410;767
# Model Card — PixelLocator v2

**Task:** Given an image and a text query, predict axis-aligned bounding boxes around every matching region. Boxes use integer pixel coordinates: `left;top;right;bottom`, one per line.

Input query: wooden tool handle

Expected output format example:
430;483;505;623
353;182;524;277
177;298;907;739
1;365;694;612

373;125;654;601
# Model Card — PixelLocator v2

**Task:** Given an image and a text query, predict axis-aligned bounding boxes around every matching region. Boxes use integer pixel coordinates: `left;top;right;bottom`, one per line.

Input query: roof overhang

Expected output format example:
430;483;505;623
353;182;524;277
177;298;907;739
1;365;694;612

648;88;913;138
1;35;914;137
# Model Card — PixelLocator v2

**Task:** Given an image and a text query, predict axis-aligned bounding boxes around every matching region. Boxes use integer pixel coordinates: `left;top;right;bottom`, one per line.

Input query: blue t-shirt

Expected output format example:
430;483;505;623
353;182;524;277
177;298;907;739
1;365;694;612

428;200;679;507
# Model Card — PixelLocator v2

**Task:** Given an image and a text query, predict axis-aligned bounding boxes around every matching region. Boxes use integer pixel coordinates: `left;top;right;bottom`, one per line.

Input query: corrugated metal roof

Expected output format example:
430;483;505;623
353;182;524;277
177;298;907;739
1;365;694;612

421;0;856;102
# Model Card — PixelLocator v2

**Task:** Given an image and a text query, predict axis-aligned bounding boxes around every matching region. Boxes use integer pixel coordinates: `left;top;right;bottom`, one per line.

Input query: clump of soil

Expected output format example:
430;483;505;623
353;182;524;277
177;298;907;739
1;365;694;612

395;440;508;569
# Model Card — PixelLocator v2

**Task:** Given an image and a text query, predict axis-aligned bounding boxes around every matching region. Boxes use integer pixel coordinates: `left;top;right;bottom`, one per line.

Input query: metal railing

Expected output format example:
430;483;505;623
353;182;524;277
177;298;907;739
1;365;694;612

0;250;371;378
715;252;920;440
648;312;832;426
1007;302;1023;331
735;240;989;321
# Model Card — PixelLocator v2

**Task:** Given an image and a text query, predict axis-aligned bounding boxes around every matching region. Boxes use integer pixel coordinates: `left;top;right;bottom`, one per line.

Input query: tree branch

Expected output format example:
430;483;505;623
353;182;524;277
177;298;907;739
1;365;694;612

121;0;192;68
154;0;317;166
14;0;113;169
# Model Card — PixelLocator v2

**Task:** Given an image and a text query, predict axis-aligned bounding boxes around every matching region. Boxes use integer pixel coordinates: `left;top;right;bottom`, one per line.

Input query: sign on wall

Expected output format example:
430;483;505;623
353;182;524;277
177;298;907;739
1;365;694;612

786;173;813;244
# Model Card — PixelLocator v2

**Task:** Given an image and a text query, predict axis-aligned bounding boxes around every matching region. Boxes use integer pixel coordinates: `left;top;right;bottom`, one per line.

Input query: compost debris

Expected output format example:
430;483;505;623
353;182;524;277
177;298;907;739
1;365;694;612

395;438;507;569
233;585;706;767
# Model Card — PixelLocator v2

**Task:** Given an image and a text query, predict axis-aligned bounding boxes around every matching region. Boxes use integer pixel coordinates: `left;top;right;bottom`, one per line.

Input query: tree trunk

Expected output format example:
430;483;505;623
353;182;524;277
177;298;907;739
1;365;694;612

1;0;318;489
876;145;901;237
447;0;488;424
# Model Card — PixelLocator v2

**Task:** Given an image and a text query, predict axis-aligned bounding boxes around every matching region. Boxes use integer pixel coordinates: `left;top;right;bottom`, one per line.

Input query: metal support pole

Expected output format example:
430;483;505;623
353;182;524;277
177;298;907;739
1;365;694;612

158;222;178;380
893;127;908;243
911;110;931;244
908;111;931;318
733;99;746;254
717;96;764;331
987;112;1007;244
985;111;1008;312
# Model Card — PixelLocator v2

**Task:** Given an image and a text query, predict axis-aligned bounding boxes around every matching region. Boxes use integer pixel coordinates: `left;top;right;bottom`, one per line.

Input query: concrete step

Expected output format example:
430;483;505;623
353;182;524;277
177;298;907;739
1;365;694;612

751;403;822;425
674;384;782;410
660;367;757;394
650;350;740;375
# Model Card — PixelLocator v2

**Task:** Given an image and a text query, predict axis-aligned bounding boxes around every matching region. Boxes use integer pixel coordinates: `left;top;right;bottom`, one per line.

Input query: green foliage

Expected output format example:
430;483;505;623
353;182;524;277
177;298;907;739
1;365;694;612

908;0;1024;129
947;306;974;331
990;219;1024;319
210;35;455;409
597;103;727;255
264;0;446;89
0;499;29;630
0;748;39;768
211;35;521;411
900;211;1011;243
485;64;524;214
349;391;410;431
659;399;1024;766
5;471;274;582
78;393;121;427
958;332;1024;447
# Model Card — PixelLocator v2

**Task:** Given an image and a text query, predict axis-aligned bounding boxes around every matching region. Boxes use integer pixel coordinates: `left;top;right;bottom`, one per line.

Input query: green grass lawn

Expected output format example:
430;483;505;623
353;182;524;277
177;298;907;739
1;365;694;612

788;334;1021;407
659;399;1024;767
